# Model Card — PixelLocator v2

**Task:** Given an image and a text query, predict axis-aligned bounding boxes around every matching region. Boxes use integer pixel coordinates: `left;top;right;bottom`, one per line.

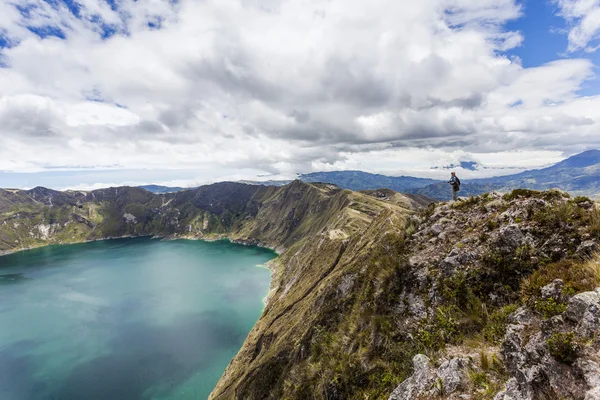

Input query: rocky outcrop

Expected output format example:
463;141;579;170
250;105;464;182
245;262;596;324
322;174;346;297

495;281;600;400
389;355;470;400
1;183;599;400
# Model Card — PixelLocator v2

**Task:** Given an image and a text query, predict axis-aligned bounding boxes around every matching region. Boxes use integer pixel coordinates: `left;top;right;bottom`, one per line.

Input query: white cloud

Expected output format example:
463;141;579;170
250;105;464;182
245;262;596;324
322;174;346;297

0;0;598;186
555;0;600;52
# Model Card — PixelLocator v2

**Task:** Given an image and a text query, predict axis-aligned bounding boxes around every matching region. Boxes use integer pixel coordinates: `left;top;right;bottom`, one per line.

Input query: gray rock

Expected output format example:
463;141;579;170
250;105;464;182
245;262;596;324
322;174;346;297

494;378;530;400
336;274;356;297
122;213;137;224
389;355;470;400
508;307;535;325
540;279;565;300
565;291;600;336
441;255;461;276
415;267;429;291
389;355;434;400
585;387;600;400
485;199;504;212
496;224;525;250
407;294;427;320
430;224;443;236
495;289;600;400
577;359;600;389
436;357;468;394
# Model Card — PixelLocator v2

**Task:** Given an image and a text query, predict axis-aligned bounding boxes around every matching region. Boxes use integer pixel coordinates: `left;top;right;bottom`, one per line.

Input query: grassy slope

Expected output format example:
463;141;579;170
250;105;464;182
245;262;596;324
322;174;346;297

0;181;417;399
212;189;600;400
2;182;598;399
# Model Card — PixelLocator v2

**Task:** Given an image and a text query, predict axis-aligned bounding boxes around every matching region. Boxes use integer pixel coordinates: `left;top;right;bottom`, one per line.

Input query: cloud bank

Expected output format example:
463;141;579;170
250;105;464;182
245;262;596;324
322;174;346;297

0;0;599;184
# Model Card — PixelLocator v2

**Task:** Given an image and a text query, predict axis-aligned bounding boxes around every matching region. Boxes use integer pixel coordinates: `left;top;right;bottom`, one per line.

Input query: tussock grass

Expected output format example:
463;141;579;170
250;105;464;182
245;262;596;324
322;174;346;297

591;205;600;237
582;255;600;283
521;253;600;304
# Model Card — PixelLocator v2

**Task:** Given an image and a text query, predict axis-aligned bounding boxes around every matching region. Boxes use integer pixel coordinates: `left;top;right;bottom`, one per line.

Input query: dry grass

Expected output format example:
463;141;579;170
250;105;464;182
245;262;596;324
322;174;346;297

581;255;600;284
521;253;600;302
591;205;600;237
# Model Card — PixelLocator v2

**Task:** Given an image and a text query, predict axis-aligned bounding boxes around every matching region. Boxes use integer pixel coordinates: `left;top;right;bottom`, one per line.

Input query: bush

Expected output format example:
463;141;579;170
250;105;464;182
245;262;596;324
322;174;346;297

482;304;519;343
532;202;577;229
453;196;479;209
503;189;540;201
547;332;581;365
573;196;592;205
533;297;567;318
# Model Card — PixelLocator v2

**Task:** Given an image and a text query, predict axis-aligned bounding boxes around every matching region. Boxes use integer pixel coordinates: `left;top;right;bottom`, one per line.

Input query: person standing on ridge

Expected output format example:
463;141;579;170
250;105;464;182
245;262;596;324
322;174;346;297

448;172;460;201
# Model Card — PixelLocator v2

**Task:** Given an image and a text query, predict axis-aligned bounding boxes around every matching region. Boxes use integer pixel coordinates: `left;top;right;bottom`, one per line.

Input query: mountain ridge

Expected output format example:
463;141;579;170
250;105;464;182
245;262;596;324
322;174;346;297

1;181;599;399
135;150;600;200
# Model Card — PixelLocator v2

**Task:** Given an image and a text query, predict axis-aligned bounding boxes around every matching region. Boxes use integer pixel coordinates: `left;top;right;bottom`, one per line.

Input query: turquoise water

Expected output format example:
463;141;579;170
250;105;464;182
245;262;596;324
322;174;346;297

0;237;275;400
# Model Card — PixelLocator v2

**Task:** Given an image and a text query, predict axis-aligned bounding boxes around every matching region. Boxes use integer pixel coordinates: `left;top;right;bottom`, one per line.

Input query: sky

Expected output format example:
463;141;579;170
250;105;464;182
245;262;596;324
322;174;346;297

1;0;600;190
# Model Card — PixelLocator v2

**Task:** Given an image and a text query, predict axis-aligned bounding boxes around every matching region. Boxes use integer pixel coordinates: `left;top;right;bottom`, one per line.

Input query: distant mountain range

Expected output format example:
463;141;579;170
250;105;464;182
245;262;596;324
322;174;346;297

138;185;188;194
299;171;439;192
138;150;600;200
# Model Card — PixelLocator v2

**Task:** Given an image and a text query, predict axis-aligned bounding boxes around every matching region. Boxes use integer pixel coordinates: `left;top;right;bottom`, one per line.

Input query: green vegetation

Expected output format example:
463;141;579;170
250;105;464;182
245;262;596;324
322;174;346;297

482;304;519;343
452;195;480;209
503;188;541;201
532;297;568;318
547;332;581;365
2;184;600;400
573;196;593;205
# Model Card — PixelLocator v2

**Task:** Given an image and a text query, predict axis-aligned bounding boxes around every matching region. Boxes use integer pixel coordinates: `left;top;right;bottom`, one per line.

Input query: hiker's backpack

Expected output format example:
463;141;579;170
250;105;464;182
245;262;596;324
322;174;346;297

455;178;461;191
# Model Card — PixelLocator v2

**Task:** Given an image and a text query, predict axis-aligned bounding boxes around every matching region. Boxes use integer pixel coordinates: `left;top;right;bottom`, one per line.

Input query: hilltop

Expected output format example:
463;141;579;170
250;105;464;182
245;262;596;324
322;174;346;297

1;182;599;399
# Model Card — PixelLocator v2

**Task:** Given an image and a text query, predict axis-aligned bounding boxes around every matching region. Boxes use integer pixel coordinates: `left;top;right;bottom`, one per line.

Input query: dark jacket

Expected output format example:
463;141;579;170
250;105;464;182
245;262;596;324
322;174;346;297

448;176;460;191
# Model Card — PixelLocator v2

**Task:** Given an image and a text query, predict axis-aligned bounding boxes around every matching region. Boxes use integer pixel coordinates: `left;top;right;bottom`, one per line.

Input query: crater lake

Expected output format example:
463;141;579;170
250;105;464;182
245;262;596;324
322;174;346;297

0;237;275;400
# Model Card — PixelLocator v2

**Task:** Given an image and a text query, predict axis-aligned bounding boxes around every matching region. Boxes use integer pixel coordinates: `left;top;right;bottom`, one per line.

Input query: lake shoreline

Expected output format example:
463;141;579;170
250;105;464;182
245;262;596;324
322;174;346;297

0;238;275;400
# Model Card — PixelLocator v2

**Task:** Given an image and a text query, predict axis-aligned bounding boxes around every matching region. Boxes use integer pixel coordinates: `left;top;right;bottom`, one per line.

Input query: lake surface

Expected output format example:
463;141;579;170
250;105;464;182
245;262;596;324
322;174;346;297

0;237;275;400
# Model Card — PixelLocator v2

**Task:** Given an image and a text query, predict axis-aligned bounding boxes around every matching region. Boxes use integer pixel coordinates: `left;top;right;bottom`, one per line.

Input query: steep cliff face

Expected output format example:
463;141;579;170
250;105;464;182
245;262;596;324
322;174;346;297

1;183;599;399
211;189;600;400
0;181;419;398
210;189;411;399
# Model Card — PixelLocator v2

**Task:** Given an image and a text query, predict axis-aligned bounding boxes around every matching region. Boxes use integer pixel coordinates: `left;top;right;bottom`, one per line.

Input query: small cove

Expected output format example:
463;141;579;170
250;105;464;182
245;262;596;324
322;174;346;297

0;237;276;400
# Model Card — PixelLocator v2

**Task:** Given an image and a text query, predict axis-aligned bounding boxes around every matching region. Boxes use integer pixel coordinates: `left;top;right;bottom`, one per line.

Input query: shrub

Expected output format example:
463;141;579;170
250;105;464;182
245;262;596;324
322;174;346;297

547;332;581;365
454;196;479;209
480;350;490;371
533;297;567;318
482;304;519;343
485;219;499;231
573;196;592;205
503;189;540;201
532;202;577;229
405;217;418;238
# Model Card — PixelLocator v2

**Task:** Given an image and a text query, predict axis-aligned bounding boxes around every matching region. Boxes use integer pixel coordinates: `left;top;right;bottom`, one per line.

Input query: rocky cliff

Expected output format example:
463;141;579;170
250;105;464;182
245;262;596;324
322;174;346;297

1;182;599;399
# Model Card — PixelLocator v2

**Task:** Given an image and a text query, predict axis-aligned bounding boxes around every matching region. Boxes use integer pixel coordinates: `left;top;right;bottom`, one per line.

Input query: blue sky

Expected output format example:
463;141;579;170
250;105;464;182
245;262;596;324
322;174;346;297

506;0;600;96
0;0;599;189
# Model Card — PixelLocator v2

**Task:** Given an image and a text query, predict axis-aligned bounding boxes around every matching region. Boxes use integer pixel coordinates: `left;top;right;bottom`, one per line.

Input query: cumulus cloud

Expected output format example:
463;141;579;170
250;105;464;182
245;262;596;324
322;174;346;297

0;0;598;185
555;0;600;52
